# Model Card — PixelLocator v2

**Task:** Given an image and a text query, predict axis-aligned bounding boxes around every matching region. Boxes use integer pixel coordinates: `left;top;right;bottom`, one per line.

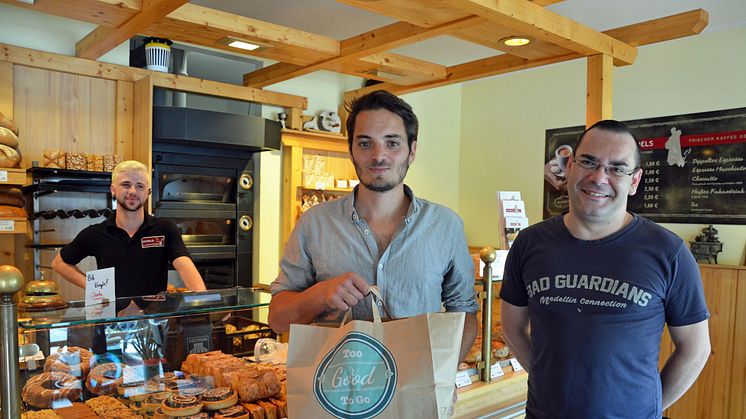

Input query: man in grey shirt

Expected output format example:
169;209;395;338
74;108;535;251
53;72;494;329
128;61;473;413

269;90;479;361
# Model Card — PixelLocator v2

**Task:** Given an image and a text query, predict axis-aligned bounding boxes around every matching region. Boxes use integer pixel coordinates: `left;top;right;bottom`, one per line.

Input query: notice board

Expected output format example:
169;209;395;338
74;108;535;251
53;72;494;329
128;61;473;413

543;107;746;224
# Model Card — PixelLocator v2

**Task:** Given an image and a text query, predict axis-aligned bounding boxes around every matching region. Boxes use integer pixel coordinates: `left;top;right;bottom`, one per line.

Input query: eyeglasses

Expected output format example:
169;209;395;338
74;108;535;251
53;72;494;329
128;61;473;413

572;157;639;177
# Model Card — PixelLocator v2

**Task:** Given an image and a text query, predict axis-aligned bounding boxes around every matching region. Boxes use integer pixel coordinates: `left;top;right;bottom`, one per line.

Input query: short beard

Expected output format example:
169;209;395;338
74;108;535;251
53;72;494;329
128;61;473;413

353;159;410;193
116;196;143;212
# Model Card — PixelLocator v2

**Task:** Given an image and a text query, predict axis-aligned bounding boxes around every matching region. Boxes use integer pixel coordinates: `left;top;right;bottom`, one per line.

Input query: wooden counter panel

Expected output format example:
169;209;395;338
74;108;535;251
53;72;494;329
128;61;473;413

453;371;528;418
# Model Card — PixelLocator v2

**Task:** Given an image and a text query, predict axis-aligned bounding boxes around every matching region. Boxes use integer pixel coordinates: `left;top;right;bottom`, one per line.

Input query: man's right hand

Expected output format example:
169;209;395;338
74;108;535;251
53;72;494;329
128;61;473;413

320;272;370;311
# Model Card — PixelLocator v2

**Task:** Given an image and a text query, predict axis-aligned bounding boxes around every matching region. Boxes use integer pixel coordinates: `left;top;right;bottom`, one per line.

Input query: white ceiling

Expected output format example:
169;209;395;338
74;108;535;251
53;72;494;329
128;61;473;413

191;0;746;67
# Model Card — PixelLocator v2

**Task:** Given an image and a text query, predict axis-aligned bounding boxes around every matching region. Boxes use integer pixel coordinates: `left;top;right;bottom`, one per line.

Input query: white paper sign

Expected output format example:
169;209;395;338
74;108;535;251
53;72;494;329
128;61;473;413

497;191;521;201
501;200;526;217
84;303;116;320
455;370;473;388
490;363;505;379
0;220;14;232
510;358;524;371
85;267;116;307
0;171;7;182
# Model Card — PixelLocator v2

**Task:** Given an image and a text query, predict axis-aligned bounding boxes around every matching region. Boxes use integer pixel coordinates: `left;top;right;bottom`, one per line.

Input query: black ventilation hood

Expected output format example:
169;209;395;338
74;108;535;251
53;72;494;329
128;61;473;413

153;106;281;151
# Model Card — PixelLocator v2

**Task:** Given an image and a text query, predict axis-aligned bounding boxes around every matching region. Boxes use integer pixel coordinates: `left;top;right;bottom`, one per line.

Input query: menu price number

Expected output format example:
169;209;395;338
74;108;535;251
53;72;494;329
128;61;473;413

490;363;505;379
644;161;661;168
644;177;660;184
455;371;472;388
644;186;660;192
643;194;659;201
643;203;659;209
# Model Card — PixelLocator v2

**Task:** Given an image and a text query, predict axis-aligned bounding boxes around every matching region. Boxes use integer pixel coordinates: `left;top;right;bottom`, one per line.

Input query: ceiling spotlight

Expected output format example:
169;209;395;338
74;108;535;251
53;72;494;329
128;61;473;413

217;36;268;51
500;36;532;47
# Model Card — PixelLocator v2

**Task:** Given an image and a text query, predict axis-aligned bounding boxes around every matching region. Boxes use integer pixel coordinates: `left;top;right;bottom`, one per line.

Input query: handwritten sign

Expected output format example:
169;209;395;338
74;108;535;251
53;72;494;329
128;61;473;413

85;267;115;307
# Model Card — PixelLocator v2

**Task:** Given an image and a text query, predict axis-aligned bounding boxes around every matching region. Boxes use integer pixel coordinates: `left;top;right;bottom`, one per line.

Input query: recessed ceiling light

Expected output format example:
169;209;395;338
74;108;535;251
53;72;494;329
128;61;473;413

500;36;532;47
217;36;269;51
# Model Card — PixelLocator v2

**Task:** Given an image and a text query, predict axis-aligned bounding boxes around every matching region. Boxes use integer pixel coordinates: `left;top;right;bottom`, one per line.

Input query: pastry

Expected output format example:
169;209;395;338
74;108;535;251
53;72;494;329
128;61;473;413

141;391;174;413
0;112;18;136
65;152;87;170
43;150;66;169
0;144;21;168
118;380;151;401
213;404;249;419
161;393;204;417
202;386;238;410
270;398;287;417
86;153;104;172
0;205;26;217
0;126;19;148
43;346;93;379
257;400;277;419
240;403;264;419
21;409;62;419
84;395;141;418
86;362;125;396
103;154;121;172
21;371;82;409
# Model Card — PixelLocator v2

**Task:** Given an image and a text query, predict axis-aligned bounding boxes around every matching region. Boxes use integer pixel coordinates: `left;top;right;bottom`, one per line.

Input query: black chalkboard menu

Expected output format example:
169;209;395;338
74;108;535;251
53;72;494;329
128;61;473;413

543;107;746;225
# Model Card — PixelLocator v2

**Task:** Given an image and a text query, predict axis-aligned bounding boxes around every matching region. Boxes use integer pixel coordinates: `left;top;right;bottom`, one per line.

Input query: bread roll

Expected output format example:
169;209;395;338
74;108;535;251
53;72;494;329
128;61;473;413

0;205;27;218
103;154;121;172
0;112;18;136
0;186;23;199
0;127;19;148
43;150;66;169
0;193;24;208
0;144;21;168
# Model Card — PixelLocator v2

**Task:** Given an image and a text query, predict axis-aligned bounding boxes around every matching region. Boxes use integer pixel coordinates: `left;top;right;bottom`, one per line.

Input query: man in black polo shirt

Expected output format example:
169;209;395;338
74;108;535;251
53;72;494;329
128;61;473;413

52;160;206;297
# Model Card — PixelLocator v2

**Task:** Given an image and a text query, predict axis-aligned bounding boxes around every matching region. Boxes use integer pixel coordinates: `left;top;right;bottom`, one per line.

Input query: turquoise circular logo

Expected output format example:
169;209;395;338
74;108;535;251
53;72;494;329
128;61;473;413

314;332;397;418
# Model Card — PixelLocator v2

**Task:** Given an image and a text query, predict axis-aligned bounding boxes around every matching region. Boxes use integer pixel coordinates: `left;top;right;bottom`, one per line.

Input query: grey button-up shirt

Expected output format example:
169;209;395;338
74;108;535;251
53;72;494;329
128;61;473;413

271;185;479;322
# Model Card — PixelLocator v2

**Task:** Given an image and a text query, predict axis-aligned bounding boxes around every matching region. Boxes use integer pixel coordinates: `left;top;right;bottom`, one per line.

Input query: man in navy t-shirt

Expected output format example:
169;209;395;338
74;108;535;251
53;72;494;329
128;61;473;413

500;120;711;418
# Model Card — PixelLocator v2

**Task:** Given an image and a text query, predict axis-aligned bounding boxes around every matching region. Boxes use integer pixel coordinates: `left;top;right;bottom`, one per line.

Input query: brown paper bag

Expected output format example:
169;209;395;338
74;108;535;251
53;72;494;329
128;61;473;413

287;287;464;418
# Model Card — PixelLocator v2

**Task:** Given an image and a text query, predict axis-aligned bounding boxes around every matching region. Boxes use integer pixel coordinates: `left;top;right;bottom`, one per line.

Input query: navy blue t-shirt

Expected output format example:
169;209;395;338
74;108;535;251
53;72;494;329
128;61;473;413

500;213;709;419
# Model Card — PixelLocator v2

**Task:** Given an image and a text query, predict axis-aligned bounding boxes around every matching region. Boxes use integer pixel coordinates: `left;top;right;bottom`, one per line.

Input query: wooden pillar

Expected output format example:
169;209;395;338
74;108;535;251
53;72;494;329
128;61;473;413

115;80;134;160
285;107;303;130
586;54;613;127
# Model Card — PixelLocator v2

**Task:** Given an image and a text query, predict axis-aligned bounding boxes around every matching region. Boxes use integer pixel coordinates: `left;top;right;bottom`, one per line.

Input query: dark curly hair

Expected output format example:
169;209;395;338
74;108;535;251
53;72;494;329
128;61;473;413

345;90;418;151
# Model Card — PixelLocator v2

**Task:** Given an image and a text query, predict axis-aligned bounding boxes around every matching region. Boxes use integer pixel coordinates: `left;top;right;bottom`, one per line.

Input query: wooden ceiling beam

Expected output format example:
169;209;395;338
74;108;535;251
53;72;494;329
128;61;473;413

76;0;190;60
443;0;637;65
343;9;709;97
244;16;480;88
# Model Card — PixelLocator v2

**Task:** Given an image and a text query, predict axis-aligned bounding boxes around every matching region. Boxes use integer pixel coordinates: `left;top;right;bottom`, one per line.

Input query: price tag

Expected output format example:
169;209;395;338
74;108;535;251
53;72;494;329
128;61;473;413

0;220;14;232
490;363;505;379
455;370;472;388
0;171;7;182
510;358;524;371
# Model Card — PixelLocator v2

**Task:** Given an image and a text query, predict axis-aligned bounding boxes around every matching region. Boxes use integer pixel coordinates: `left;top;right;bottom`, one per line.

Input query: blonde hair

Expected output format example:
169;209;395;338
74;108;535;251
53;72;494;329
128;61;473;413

111;160;150;186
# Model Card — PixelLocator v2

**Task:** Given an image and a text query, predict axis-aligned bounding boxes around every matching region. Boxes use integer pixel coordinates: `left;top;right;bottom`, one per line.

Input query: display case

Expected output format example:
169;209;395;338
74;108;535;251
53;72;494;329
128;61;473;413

280;129;357;246
12;287;286;418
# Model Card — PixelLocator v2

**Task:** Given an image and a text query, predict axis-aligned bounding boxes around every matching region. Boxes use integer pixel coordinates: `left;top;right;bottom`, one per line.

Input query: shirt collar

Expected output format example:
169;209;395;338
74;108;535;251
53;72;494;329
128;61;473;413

348;184;419;223
105;211;154;232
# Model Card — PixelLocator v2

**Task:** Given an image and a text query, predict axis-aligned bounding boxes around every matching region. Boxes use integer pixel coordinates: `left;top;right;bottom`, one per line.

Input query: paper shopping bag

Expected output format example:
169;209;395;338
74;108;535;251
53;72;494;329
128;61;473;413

287;288;465;419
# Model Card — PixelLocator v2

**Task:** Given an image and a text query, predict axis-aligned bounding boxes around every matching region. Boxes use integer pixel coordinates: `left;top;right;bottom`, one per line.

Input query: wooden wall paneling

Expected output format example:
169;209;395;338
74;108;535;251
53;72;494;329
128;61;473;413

730;269;746;419
281;144;302;248
13;66;117;168
665;265;738;419
115;80;134;160
132;75;153;212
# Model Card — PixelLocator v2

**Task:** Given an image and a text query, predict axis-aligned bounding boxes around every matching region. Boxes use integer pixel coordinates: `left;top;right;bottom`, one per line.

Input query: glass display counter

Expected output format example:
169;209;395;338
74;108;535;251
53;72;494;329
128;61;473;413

9;287;284;418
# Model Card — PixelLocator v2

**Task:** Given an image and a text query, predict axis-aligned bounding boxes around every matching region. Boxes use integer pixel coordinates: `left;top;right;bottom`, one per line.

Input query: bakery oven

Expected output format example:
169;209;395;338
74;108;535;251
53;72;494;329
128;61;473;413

152;105;280;288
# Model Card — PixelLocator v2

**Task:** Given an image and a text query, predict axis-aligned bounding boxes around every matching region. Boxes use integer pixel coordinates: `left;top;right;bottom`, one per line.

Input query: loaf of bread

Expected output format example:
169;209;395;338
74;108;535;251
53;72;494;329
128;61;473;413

0;144;21;168
103;154;122;172
226;367;281;403
86;153;104;172
0;191;25;208
0;112;18;136
0;127;19;148
66;151;87;170
43;150;66;169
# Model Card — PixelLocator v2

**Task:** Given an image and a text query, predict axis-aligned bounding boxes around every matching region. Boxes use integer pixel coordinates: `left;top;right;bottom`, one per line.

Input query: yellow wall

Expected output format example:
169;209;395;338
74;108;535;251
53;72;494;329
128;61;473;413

457;26;746;265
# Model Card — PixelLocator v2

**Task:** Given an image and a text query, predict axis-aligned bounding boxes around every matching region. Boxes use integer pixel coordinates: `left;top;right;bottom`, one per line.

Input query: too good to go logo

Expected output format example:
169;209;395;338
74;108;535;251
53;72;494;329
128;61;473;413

314;332;397;418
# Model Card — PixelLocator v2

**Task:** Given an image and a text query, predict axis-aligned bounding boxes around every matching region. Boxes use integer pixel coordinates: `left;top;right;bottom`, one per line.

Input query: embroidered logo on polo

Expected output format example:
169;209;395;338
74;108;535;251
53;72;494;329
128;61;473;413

314;332;397;418
141;235;165;248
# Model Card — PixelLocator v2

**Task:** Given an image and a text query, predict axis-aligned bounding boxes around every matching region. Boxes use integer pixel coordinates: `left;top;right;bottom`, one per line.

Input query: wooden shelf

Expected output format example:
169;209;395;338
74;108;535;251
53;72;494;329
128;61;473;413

453;370;528;418
0;167;26;185
300;186;353;193
0;217;28;234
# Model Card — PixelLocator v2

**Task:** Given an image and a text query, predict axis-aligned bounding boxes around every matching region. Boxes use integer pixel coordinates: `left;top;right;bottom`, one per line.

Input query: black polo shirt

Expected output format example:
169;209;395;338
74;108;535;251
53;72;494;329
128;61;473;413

60;212;191;298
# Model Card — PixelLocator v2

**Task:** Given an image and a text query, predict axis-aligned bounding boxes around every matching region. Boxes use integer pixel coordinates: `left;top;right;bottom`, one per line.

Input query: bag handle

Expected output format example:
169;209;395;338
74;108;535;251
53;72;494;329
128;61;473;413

339;286;388;326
